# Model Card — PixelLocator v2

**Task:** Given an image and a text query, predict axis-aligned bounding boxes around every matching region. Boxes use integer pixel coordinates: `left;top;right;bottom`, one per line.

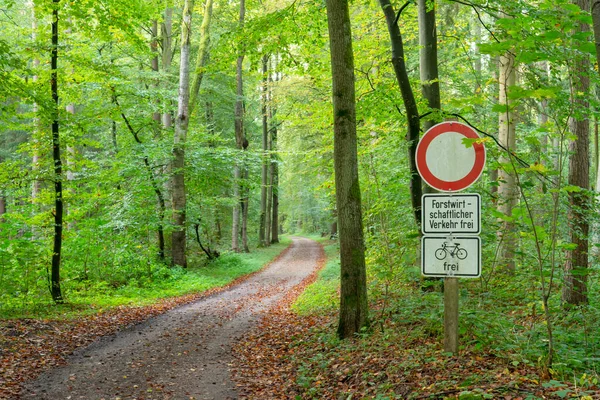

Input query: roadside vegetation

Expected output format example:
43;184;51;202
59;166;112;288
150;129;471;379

0;238;292;398
235;236;600;399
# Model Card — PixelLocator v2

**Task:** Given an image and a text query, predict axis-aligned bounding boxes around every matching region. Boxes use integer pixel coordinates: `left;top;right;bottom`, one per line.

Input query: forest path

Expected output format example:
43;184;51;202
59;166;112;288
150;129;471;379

21;237;322;400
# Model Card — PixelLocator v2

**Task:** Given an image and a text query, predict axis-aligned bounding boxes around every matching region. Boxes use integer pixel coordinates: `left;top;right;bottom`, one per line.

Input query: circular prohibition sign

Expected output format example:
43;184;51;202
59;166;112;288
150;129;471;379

415;121;486;192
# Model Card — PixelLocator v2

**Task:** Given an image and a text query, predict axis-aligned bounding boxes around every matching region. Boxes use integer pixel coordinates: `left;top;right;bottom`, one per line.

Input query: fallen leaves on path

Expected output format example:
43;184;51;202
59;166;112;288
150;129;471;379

0;257;284;400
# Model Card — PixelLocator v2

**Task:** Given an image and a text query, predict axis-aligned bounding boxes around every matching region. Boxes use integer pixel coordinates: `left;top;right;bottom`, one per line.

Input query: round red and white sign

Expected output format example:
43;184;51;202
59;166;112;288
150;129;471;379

416;122;486;192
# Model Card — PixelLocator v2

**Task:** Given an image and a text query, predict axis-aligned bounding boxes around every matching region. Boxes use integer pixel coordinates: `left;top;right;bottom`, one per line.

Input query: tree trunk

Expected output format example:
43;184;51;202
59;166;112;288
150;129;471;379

564;0;591;305
259;54;269;247
0;192;6;221
189;0;213;116
151;19;161;131
161;4;173;130
232;0;247;252
31;3;42;205
497;51;518;272
241;167;250;253
113;94;167;259
171;0;195;268
325;0;368;339
232;164;241;252
271;141;279;244
378;0;422;225
50;0;63;303
418;0;440;133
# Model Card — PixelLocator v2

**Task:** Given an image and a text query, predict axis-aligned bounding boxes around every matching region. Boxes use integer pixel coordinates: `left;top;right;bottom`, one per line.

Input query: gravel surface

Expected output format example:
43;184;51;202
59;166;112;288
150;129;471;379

21;237;321;400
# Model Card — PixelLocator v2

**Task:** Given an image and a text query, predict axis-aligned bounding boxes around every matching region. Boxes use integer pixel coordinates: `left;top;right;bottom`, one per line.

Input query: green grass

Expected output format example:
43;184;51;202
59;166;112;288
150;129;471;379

292;240;340;315
0;237;292;320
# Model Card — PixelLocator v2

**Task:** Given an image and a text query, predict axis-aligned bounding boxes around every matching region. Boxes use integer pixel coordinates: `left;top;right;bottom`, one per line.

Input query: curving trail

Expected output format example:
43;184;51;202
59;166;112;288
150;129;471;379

21;237;322;400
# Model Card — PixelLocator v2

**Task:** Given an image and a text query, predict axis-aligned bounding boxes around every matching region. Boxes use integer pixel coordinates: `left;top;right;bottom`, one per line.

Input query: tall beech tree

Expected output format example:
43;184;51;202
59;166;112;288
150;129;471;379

325;0;368;339
171;0;195;267
563;0;591;305
259;54;269;247
497;49;518;272
232;0;249;253
161;3;174;130
378;0;422;225
50;0;64;303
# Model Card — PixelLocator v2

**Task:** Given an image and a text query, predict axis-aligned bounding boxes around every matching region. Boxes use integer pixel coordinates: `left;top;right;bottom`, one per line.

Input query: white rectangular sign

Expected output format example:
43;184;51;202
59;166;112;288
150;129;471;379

421;236;481;278
422;194;481;235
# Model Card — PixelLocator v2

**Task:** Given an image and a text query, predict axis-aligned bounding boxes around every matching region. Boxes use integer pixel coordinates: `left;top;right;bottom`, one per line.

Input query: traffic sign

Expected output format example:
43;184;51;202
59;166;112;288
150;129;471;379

416;122;486;192
421;236;481;278
422;193;481;235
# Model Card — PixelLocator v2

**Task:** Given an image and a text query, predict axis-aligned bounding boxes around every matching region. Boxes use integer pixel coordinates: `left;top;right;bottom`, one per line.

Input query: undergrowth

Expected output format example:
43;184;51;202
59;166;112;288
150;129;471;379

0;237;292;320
291;238;600;397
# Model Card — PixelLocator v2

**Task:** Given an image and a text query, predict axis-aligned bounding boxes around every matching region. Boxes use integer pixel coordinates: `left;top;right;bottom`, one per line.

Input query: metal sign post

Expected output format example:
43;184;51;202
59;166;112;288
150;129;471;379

416;122;486;355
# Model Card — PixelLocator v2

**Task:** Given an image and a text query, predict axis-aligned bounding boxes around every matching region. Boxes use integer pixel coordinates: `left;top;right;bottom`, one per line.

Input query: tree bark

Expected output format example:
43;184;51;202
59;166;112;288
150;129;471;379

189;0;214;116
171;0;195;268
31;2;42;206
378;0;422;225
151;19;161;131
497;51;518;272
259;54;269;247
564;0;591;305
325;0;368;339
161;4;173;130
418;0;440;133
232;0;247;252
271;130;279;244
50;0;63;303
0;194;5;220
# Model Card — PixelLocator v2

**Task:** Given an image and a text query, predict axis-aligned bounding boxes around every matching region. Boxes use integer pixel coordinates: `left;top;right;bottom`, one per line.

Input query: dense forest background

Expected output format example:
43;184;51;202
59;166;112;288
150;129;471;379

1;0;600;392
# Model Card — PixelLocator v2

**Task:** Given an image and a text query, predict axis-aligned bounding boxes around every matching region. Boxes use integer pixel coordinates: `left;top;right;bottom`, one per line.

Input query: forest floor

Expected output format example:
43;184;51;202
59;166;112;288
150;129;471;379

2;237;598;399
2;237;323;399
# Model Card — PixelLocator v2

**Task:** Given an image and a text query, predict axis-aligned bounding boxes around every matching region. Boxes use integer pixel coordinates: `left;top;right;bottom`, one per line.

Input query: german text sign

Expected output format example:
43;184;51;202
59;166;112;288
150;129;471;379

421;236;481;278
422;194;481;235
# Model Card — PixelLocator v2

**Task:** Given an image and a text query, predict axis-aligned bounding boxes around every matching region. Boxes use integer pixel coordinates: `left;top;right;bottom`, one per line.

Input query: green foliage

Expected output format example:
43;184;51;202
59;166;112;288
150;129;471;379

0;237;291;319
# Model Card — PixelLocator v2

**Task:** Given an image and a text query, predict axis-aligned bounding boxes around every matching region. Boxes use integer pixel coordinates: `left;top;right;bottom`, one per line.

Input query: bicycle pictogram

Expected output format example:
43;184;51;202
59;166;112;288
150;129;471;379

434;242;468;260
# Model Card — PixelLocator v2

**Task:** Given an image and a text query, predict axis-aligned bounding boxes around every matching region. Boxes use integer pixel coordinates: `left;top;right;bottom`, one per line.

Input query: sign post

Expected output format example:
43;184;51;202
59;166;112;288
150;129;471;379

415;122;486;355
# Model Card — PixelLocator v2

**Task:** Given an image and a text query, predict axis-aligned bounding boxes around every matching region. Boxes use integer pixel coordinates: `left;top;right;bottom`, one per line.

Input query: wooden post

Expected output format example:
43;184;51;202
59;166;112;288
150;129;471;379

444;277;459;354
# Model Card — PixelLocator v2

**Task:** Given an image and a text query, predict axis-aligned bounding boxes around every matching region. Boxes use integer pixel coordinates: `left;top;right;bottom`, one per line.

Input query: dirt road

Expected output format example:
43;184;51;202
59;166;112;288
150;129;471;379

21;237;322;399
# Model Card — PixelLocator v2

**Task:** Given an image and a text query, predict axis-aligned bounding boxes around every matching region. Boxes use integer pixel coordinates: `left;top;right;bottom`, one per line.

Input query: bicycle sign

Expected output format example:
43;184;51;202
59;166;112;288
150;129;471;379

422;236;480;278
435;242;468;260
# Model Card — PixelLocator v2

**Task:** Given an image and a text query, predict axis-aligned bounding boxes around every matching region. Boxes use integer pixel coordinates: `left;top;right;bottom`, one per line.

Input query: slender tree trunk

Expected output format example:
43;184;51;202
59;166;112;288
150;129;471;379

378;0;422;225
266;162;273;243
189;0;214;116
50;0;63;303
497;51;518;272
326;0;368;339
0;195;5;219
232;165;241;252
161;5;174;250
171;0;195;268
113;94;167;259
151;19;161;133
161;4;173;130
232;0;247;252
418;0;440;133
241;168;250;252
271;137;279;244
564;0;591;305
259;54;269;247
31;2;42;205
